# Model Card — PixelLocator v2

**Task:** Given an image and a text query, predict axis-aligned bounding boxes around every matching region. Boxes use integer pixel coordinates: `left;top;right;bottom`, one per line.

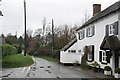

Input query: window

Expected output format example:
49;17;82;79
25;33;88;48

78;30;84;40
87;45;94;62
102;51;107;63
68;50;76;53
109;24;114;36
86;26;95;37
106;21;118;36
78;50;81;53
87;46;92;61
99;50;107;63
88;53;92;61
88;27;92;36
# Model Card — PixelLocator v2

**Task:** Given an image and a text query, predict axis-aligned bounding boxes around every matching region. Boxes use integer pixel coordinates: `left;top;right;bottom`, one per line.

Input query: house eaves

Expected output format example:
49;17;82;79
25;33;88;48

100;36;120;50
76;1;120;31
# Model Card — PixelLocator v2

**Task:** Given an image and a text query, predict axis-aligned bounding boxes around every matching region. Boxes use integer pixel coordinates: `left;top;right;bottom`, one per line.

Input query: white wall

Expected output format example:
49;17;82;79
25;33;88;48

60;12;119;69
60;51;82;64
60;39;84;64
77;12;118;69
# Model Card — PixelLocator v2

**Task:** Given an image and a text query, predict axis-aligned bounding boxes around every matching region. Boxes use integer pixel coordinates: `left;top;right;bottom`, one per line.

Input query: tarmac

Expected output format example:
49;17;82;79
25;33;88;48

64;65;114;78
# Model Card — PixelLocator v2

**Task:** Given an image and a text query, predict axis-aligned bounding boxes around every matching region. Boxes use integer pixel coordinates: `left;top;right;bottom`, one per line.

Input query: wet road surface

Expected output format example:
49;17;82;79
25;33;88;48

2;57;95;78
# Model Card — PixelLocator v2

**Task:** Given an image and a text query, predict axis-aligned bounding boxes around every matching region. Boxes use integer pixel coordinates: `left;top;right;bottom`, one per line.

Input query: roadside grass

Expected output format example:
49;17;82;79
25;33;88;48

35;56;59;62
2;54;34;68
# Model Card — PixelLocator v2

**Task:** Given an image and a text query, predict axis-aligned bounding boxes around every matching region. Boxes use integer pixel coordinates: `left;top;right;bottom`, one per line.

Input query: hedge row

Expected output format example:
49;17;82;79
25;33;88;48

13;44;22;54
0;44;17;56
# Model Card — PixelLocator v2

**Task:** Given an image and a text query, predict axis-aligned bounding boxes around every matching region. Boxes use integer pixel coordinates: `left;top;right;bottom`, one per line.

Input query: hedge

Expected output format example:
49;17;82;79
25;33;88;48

0;44;17;56
13;44;22;54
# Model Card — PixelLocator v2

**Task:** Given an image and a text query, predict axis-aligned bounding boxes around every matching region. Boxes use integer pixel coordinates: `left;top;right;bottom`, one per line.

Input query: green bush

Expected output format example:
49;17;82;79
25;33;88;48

13;44;22;54
18;45;22;53
104;66;111;71
2;44;17;56
91;61;100;67
115;68;120;73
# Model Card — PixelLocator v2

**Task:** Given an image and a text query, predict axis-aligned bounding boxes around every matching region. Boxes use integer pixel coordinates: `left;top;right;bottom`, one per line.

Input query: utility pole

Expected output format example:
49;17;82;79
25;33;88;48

52;19;54;58
24;0;26;57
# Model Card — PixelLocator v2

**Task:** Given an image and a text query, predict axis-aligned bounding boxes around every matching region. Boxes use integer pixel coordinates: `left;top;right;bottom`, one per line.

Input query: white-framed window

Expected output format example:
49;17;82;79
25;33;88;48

87;46;92;61
78;30;84;40
101;51;107;63
86;26;95;37
78;50;81;53
109;24;114;36
88;27;92;36
88;53;92;61
68;50;76;53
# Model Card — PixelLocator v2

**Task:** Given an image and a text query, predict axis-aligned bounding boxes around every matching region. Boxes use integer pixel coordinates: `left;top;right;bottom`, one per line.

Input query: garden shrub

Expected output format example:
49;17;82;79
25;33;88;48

13;44;22;54
104;66;111;71
2;44;17;56
17;45;22;54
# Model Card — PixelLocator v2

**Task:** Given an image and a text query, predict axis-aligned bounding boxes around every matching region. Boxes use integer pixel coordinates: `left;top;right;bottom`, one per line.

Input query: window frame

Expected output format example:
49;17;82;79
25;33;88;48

68;50;76;53
88;53;92;61
101;50;107;63
109;24;114;36
87;26;94;37
87;45;93;61
78;30;84;40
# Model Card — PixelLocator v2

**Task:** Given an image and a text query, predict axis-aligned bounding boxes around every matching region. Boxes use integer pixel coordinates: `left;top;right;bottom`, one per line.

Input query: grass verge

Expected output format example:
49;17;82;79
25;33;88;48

2;54;34;68
35;56;59;62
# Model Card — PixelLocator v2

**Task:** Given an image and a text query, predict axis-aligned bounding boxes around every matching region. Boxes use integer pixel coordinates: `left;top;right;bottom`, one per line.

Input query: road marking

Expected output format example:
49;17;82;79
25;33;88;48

27;66;31;73
22;67;27;72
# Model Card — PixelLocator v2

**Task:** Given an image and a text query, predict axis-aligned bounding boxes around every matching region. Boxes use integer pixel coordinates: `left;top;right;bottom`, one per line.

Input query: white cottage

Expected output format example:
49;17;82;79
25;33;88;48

60;1;120;75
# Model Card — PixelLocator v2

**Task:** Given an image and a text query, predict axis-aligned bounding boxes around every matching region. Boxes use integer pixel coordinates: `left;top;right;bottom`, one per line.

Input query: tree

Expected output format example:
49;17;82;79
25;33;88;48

17;36;24;45
5;34;17;45
33;28;42;38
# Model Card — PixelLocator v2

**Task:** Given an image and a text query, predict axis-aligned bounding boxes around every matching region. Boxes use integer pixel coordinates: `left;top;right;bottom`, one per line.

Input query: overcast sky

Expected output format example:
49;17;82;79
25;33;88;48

0;0;119;37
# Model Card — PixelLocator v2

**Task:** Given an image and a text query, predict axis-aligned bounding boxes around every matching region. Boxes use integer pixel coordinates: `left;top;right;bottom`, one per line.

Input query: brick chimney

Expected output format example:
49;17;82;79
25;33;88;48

93;4;101;16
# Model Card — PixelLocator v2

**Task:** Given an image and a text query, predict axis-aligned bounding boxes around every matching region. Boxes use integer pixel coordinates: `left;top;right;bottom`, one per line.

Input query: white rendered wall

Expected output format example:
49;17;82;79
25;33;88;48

77;12;118;69
60;12;119;69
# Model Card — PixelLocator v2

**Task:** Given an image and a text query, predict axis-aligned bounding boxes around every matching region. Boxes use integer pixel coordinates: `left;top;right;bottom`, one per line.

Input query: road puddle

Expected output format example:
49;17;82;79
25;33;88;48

40;66;44;68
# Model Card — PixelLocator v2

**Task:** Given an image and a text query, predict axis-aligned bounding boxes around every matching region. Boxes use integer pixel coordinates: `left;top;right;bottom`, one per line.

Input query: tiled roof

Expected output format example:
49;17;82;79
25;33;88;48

100;36;120;50
76;1;120;31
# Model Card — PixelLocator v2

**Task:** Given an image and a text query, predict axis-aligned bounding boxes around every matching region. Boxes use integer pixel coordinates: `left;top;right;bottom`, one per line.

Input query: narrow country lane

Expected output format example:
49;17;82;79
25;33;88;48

2;57;95;78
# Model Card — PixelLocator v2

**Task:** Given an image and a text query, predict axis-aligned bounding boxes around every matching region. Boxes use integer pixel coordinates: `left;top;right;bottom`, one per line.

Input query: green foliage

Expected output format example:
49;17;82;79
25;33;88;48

2;54;34;68
2;44;17;56
13;44;22;54
17;36;24;45
18;45;22;53
91;61;100;67
104;66;111;71
115;68;120;73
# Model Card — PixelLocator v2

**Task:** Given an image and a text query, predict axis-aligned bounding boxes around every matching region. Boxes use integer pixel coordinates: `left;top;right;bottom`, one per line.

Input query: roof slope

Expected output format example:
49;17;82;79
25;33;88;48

100;36;120;50
76;1;120;31
61;38;77;51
